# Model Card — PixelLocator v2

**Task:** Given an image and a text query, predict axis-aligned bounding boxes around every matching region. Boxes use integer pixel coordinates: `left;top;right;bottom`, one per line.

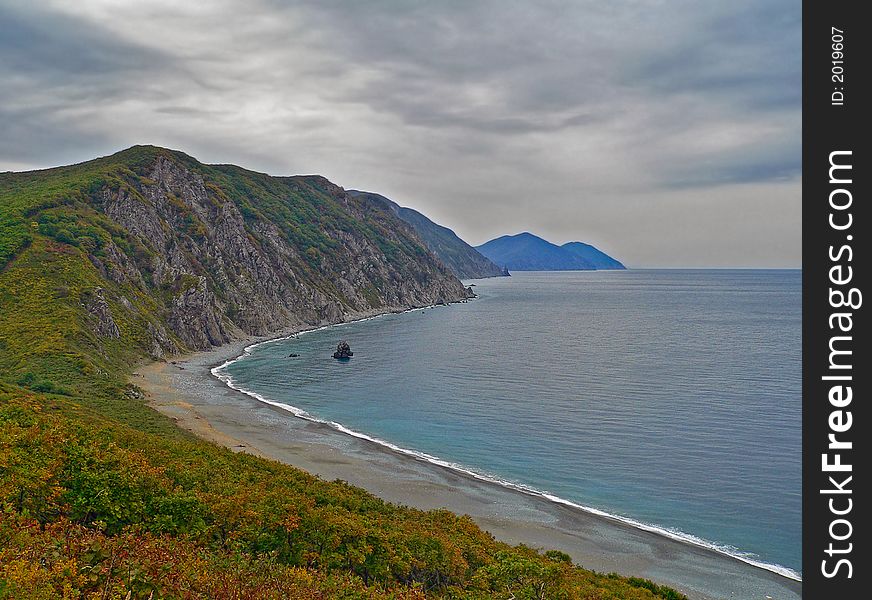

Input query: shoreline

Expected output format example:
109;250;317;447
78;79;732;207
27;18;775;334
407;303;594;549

136;308;802;600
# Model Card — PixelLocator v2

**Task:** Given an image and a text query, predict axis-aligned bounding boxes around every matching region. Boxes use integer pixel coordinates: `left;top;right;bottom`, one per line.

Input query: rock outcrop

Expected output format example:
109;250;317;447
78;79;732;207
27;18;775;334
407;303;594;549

82;288;121;339
332;341;353;359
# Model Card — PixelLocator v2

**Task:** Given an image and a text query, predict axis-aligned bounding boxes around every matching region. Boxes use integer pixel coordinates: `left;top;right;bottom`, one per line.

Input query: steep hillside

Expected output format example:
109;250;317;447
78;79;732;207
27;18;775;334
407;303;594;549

1;146;468;363
477;232;624;271
562;242;626;270
349;190;505;279
0;147;679;599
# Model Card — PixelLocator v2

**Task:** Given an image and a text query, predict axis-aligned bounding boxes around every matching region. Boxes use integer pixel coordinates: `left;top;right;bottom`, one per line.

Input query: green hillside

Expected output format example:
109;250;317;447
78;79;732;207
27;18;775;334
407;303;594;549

0;147;684;599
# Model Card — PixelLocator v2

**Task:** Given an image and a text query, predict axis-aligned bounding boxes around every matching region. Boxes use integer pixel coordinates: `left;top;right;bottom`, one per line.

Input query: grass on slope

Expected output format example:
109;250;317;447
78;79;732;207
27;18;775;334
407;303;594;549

0;236;180;436
0;382;685;599
0;146;164;269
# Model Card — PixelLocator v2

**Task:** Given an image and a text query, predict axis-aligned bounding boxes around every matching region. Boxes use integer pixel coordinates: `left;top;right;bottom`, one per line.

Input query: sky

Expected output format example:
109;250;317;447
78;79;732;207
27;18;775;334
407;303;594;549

1;0;801;268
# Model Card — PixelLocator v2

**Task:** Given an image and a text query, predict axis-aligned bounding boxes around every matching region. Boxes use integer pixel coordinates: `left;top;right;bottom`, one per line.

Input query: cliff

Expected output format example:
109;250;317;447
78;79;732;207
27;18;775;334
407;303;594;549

348;190;506;279
0;146;469;365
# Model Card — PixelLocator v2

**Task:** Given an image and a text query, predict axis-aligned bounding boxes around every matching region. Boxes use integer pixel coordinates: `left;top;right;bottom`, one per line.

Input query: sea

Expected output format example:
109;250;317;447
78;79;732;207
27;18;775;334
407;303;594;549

214;270;802;580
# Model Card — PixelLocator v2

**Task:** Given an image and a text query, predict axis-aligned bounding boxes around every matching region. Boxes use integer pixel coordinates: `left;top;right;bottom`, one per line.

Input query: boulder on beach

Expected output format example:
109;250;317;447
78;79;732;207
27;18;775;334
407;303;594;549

333;341;353;359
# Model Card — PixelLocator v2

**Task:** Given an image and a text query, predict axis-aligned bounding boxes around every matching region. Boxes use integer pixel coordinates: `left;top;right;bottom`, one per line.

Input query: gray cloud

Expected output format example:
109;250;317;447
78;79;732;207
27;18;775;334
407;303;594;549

0;0;800;267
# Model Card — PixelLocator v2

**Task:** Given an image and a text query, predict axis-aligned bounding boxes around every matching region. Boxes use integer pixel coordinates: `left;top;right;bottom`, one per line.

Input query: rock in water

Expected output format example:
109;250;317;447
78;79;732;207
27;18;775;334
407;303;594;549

333;341;353;360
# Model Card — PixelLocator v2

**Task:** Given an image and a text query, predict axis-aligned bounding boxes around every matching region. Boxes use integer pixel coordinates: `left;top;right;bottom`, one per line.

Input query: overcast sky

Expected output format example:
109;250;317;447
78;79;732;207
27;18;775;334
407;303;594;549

1;0;800;267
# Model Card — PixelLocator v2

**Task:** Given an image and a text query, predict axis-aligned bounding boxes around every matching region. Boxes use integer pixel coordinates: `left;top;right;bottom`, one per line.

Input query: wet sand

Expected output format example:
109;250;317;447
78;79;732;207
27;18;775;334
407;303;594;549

136;327;801;600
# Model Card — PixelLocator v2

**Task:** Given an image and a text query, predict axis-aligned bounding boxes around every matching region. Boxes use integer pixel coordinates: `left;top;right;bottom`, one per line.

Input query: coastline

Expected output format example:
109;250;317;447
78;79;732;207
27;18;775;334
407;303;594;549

136;310;802;600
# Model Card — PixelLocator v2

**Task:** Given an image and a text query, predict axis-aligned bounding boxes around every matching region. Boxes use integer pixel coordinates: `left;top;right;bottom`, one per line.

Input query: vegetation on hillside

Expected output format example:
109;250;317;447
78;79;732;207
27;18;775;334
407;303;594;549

3;145;464;356
0;148;686;599
346;191;505;280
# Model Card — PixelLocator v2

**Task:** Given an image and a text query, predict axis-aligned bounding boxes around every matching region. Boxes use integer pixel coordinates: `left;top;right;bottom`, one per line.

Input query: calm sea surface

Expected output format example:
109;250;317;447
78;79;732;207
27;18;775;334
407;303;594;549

218;270;801;577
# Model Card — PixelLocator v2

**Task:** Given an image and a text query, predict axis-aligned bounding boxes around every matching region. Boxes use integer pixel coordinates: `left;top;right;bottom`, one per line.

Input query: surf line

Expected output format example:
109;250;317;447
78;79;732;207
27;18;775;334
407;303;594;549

211;304;802;583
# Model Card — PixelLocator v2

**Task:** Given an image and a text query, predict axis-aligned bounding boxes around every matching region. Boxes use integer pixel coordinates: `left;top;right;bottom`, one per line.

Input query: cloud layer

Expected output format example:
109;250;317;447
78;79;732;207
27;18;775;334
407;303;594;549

1;0;800;267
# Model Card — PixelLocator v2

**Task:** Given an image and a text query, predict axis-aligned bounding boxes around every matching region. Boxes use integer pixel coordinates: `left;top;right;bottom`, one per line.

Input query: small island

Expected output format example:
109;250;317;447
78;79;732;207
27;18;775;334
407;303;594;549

333;340;354;360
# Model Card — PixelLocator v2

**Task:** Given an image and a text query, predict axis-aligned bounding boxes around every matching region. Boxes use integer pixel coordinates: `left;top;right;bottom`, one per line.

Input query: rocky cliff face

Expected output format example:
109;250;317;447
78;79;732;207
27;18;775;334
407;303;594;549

348;190;505;279
6;146;470;356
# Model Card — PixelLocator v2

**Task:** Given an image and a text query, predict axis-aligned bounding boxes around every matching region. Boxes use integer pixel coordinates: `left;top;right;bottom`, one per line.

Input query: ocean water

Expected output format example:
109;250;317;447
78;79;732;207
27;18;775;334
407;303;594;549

216;270;801;578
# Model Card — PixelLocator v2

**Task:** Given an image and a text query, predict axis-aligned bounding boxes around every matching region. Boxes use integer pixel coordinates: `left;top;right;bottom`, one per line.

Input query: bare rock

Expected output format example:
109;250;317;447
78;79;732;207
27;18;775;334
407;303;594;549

82;288;120;339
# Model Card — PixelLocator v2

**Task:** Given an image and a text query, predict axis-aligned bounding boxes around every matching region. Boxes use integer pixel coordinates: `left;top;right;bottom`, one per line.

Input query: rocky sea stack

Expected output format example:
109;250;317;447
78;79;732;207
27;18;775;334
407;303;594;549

333;340;353;360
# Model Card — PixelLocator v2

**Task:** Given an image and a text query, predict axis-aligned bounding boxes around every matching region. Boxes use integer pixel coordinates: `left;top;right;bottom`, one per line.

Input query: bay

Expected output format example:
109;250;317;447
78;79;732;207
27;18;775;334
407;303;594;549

218;269;801;577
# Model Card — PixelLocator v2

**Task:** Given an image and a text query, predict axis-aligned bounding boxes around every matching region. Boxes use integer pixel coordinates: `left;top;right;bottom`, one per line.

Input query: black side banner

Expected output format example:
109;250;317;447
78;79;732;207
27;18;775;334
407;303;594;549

803;1;869;597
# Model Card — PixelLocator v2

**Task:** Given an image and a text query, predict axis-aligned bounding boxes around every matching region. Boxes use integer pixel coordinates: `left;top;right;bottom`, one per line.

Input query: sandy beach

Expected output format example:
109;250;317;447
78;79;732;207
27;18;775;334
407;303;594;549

135;323;802;600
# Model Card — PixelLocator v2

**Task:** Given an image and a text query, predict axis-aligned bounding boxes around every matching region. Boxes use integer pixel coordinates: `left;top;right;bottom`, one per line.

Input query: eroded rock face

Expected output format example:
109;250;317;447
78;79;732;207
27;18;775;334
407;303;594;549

82;288;120;339
146;322;175;359
167;276;230;348
93;154;468;351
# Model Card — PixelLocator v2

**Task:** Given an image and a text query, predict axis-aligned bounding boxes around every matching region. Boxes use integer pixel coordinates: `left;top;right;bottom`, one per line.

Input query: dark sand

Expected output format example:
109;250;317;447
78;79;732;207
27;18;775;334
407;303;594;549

136;325;801;600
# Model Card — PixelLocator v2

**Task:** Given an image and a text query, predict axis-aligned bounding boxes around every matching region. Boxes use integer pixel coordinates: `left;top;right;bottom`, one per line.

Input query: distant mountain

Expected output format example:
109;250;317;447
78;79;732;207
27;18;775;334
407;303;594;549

348;190;506;279
561;241;626;270
476;232;625;271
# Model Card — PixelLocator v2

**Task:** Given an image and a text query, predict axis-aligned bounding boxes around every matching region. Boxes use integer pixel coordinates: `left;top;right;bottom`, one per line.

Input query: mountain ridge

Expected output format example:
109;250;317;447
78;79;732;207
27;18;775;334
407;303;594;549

561;241;626;270
348;190;506;279
1;145;471;359
477;232;625;271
